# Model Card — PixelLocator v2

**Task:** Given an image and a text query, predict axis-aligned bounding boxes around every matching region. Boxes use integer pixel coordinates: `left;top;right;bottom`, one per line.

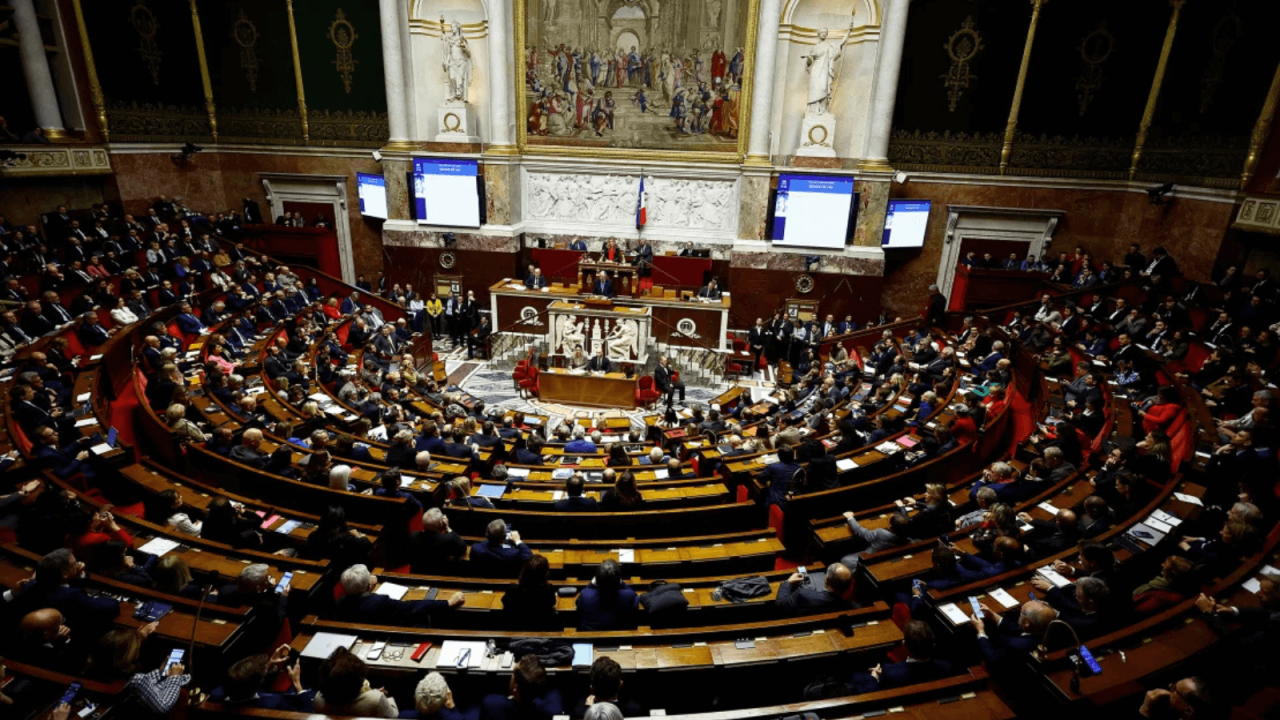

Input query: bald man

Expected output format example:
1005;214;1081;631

230;428;268;469
16;608;81;672
971;599;1057;668
774;562;855;614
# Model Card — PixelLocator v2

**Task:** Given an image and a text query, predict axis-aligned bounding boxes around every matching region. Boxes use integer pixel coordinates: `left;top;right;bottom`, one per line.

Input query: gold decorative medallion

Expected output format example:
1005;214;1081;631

233;9;261;92
1075;22;1114;117
327;9;359;94
129;0;163;85
443;112;462;132
806;125;829;146
942;16;983;113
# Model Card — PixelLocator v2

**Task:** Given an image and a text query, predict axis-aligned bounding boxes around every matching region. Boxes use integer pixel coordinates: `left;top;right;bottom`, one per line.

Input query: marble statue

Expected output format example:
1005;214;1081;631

440;18;473;103
558;315;586;356
803;22;855;116
606;319;638;362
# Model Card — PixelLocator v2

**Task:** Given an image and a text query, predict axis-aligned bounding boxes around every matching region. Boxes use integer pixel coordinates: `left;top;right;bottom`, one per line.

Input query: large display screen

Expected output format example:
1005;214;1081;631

882;200;932;248
413;159;480;228
355;172;387;219
770;174;857;249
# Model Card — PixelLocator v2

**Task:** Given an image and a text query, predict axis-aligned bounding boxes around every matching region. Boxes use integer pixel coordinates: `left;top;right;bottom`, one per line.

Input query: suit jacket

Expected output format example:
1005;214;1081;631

470;540;532;572
576;584;639;629
976;613;1039;667
588;356;611;372
76;323;110;348
553;496;599;512
654;365;678;392
592;280;614;297
774;580;852;615
335;591;450;627
698;285;722;300
525;274;549;289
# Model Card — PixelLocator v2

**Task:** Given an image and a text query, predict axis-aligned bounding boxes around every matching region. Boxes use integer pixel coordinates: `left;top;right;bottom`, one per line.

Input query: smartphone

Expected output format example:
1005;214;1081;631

1028;591;1037;601
276;571;294;594
912;579;922;592
500;651;515;669
60;682;82;705
163;648;185;674
1077;645;1103;676
968;596;983;619
367;641;387;661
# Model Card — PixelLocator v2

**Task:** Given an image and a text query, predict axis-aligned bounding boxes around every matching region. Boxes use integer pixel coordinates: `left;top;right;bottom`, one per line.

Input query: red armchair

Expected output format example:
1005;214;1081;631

636;375;661;405
518;366;540;397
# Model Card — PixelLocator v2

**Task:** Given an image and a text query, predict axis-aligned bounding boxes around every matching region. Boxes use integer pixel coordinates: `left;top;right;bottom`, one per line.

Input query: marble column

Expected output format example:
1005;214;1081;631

744;0;782;164
396;0;418;141
487;0;516;149
12;0;65;138
858;0;908;171
378;0;411;146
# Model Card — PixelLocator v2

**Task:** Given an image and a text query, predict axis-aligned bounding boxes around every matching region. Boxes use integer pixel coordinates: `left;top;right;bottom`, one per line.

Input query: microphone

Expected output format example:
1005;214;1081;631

187;569;222;673
1036;618;1084;692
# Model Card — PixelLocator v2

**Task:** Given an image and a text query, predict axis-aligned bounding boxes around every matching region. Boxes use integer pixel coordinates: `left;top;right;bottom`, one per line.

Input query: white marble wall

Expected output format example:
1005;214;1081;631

408;0;492;142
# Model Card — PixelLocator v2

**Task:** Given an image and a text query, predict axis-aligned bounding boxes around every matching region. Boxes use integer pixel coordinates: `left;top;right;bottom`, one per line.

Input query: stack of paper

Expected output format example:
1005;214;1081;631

836;458;856;471
988;588;1020;609
615;549;635;563
1036;567;1072;588
137;537;180;556
1173;492;1204;506
374;582;409;600
436;640;487;668
938;603;971;625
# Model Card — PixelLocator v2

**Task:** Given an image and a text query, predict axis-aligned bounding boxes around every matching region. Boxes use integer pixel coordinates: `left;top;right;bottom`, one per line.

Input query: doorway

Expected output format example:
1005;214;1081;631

935;206;1064;300
260;173;356;284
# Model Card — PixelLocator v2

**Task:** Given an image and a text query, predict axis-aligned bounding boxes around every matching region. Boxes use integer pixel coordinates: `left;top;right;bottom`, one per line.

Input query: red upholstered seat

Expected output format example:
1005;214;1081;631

636;375;660;405
518;366;539;396
114;501;146;519
768;504;786;543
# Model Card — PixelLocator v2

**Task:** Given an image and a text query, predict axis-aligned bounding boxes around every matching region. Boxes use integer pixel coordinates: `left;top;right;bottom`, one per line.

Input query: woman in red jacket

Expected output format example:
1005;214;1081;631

950;404;979;449
1141;385;1184;436
67;508;133;560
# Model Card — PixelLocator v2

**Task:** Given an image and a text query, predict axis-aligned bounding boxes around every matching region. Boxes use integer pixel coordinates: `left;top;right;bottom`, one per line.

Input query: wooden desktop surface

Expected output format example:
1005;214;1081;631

539;368;638;409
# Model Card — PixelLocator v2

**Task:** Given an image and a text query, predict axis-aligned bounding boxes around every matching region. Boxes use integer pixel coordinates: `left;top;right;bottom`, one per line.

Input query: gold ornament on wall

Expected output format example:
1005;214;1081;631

1075;22;1114;117
129;0;163;85
233;9;261;92
942;16;983;113
1200;11;1242;115
327;8;359;94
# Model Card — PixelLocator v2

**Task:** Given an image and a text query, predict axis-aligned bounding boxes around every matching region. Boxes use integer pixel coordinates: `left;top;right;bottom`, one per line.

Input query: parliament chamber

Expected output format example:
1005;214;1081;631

3;0;1280;719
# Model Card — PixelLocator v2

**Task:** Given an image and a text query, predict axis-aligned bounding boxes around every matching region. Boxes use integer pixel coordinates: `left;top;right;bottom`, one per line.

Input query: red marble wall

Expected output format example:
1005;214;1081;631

880;182;1239;318
107;151;387;281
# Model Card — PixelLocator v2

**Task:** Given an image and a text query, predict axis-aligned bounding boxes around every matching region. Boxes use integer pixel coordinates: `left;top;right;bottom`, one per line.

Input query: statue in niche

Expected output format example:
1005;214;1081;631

605;319;638;362
803;22;856;116
707;0;722;27
440;17;473;104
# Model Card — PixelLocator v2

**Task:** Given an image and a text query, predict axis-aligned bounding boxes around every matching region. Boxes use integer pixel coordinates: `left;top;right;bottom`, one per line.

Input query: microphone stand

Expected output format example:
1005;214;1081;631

1035;618;1084;692
184;569;220;705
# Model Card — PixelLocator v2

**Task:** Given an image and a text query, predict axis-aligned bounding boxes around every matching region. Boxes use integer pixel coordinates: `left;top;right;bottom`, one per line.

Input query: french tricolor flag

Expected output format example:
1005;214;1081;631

636;176;647;229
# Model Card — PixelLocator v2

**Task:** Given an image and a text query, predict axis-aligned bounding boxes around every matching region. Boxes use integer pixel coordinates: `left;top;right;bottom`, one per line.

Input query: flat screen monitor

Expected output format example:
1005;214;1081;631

770;174;857;249
882;199;931;248
413;159;480;228
355;172;387;219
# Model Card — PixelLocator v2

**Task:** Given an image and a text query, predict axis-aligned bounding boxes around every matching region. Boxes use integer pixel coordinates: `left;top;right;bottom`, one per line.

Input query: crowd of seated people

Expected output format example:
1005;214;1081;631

5;190;1280;720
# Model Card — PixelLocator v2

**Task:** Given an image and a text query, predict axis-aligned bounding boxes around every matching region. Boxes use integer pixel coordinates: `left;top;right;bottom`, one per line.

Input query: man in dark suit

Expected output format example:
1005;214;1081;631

525;267;549;289
971;599;1057;668
774;562;854;615
654;355;684;403
470;520;532;575
40;292;73;326
1140;246;1178;279
697;278;722;300
748;318;768;368
576;559;639;630
848;620;953;693
242;198;263;224
481;656;565;720
334;564;462;627
468;316;492;360
75;312;111;349
587;348;611;373
568;238;588;251
553;475;599;512
761;444;802;509
926;284;946;327
592;271;614;297
1020;509;1081;556
9;549;120;635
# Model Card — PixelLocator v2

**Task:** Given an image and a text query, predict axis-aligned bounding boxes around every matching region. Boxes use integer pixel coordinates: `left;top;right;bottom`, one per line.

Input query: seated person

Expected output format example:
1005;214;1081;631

576;559;639;630
570;657;645;719
482;655;564;720
211;645;314;711
847;620;953;693
335;564;463;626
553;474;599;512
774;562;855;614
411;672;479;720
470;520;532;575
314;647;398;718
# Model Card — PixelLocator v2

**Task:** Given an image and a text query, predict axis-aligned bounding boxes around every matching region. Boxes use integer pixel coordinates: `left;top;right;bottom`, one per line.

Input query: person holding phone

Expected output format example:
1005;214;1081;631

212;644;314;711
84;624;189;714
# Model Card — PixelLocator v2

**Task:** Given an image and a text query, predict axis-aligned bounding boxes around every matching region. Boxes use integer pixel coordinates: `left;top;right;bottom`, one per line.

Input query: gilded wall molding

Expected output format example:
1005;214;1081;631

188;0;218;141
1000;0;1047;174
1007;131;1131;177
1234;196;1280;235
1130;0;1186;179
0;145;112;177
285;0;308;141
105;101;212;142
306;109;389;147
942;16;983;113
70;0;108;141
129;0;163;85
888;129;1002;171
233;10;262;92
327;8;359;94
1075;22;1113;117
216;108;306;145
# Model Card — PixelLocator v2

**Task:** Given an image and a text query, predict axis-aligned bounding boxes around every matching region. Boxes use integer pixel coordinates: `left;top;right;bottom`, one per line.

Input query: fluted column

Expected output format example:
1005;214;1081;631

858;0;909;171
379;0;411;146
744;0;782;165
12;0;65;139
487;0;516;150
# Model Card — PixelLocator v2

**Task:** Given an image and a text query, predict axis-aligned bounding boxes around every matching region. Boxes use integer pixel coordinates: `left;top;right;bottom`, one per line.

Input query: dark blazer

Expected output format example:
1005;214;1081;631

575;583;640;630
553;496;599;512
587;355;611;372
470;539;532;573
481;689;564;720
774;580;852;615
335;591;450;627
